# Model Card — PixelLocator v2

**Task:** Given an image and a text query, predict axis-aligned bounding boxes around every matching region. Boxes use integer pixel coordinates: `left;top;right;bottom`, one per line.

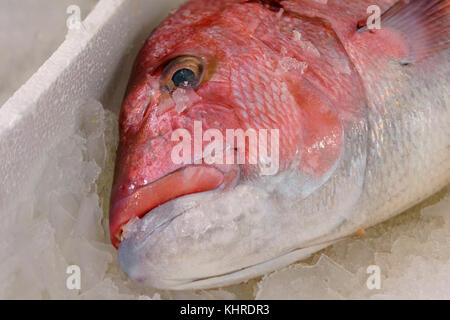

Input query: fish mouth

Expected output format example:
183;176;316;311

109;165;238;248
114;167;346;290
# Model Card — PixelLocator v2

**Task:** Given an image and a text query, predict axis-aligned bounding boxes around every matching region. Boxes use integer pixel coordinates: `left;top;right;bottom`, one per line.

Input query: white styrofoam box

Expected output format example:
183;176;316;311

0;0;98;106
0;0;185;210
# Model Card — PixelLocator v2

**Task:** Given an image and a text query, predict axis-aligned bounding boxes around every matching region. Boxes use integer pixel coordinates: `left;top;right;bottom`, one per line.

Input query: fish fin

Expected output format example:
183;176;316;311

381;0;450;64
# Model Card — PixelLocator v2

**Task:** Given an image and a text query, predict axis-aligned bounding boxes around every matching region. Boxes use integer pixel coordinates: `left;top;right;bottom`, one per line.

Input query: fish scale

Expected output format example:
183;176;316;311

354;54;450;228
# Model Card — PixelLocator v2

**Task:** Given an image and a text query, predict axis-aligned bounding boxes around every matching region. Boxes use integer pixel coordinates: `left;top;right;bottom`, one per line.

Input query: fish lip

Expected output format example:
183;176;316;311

117;190;205;273
118;236;335;290
109;165;228;248
119;191;203;253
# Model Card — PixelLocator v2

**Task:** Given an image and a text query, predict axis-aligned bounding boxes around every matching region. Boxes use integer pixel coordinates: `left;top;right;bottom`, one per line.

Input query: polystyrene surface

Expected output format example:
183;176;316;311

0;0;185;209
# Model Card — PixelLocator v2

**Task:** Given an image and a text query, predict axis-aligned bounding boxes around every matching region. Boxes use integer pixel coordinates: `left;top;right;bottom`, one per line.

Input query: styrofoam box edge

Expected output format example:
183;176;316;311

0;0;183;208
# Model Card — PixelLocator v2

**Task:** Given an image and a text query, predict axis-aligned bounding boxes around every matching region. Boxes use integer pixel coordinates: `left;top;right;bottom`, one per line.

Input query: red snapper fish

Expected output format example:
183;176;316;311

109;0;450;290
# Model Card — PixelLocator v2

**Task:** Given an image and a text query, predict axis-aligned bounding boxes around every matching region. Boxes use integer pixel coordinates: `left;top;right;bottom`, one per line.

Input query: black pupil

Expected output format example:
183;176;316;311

172;68;196;88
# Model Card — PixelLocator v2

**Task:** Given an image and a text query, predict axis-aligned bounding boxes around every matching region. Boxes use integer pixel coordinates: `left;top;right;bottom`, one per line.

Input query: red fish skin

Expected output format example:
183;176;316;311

109;0;415;247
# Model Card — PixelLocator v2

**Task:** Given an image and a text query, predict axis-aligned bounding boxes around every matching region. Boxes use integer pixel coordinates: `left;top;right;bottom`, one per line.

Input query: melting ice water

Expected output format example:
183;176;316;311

0;100;448;299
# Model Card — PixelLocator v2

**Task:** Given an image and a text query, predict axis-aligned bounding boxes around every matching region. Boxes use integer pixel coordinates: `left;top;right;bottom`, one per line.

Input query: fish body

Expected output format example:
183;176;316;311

110;0;450;289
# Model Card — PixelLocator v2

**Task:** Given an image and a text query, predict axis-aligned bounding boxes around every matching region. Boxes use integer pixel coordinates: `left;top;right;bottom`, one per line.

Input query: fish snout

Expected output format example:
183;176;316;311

109;139;240;248
111;85;243;247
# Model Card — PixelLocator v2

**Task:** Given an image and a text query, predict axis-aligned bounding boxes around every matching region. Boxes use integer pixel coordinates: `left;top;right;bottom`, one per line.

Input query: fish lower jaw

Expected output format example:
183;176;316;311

110;165;240;248
124;242;334;291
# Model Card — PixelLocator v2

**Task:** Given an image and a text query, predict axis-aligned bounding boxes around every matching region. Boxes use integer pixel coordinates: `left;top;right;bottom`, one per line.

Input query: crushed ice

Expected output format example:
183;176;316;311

172;88;202;114
0;99;448;299
292;30;321;58
279;57;308;74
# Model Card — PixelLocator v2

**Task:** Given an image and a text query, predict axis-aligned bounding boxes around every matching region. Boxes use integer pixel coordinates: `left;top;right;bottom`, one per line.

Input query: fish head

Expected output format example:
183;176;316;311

110;0;364;290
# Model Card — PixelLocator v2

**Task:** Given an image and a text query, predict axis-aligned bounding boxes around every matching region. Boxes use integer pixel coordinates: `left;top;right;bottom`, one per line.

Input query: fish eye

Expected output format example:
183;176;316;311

172;68;196;88
161;56;205;92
